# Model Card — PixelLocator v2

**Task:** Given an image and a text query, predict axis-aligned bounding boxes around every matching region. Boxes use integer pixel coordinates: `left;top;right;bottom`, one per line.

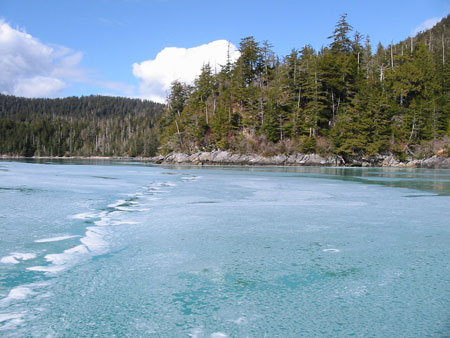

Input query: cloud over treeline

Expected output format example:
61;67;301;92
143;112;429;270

133;40;240;103
0;20;84;97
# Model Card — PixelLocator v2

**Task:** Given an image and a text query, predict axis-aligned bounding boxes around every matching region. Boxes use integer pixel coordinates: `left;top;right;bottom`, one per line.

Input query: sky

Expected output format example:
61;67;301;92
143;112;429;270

1;0;449;103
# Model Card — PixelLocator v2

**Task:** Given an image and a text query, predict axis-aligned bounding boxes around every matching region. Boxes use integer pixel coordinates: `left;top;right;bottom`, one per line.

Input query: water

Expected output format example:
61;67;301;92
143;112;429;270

0;161;449;337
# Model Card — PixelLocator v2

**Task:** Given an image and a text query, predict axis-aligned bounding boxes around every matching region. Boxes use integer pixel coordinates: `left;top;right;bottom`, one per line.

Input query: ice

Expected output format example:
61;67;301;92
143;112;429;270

0;256;19;264
322;248;340;253
1;287;34;304
108;200;127;208
210;333;228;338
34;235;80;243
0;313;24;323
1;162;450;337
1;253;36;264
94;217;111;226
28;245;89;272
71;212;99;220
0;313;24;331
111;221;139;225
189;327;204;338
80;230;108;252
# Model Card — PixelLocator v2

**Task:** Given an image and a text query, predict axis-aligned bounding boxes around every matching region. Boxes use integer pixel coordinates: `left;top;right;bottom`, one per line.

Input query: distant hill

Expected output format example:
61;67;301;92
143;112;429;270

0;94;164;157
398;15;449;66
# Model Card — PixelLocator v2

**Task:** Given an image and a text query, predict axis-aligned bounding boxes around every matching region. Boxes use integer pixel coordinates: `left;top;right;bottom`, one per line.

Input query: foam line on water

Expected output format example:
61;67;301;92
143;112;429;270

34;235;80;243
28;179;177;275
1;253;36;264
323;248;340;253
111;221;139;225
46;245;89;265
0;287;35;306
211;333;228;338
27;245;89;273
80;230;108;252
0;313;25;331
94;217;111;226
159;182;177;187
0;313;24;323
108;200;127;208
71;212;99;220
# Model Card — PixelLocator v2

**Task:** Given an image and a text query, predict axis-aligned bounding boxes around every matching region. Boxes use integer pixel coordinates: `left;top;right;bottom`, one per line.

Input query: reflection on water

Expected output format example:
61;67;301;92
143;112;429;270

164;165;450;196
3;159;450;195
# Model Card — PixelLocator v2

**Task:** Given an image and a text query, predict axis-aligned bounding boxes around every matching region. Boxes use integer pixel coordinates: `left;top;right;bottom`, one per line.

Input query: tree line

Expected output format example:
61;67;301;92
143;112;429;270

1;14;449;159
158;14;450;159
0;95;164;157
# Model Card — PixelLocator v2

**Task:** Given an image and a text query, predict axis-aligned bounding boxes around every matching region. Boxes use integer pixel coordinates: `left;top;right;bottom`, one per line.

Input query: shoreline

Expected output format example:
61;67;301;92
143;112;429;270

2;151;450;169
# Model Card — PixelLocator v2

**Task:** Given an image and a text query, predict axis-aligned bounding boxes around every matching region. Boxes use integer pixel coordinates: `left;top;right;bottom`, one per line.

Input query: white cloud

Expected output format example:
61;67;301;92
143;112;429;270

13;76;66;97
0;20;84;97
132;40;240;103
412;17;442;36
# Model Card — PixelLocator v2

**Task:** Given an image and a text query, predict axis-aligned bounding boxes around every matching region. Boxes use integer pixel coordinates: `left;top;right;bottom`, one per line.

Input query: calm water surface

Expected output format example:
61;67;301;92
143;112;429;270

0;160;449;337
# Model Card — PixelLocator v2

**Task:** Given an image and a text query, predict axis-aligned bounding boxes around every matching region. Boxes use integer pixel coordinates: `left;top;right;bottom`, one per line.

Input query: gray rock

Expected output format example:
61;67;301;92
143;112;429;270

155;151;450;168
419;155;450;169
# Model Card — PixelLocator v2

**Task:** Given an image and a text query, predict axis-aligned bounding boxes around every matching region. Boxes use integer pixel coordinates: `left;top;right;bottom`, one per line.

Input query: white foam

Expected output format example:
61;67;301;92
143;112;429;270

0;313;24;330
2;287;34;303
323;248;340;253
0;256;18;264
27;265;66;273
1;253;36;264
34;235;80;243
80;230;108;252
108;200;127;208
147;186;168;193
211;333;228;338
182;176;198;181
94;217;111;226
160;182;177;187
115;206;136;212
189;327;204;338
71;212;98;220
0;313;24;323
27;244;90;273
116;207;149;212
111;221;139;225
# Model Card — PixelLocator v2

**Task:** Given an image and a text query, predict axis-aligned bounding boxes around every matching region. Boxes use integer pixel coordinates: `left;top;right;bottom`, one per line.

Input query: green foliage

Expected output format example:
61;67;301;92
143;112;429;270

2;14;449;160
0;95;163;157
156;14;449;158
299;135;317;153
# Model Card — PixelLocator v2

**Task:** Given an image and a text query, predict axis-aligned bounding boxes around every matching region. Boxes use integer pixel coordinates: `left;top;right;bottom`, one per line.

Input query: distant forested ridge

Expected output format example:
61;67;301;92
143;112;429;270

158;14;450;160
0;95;164;157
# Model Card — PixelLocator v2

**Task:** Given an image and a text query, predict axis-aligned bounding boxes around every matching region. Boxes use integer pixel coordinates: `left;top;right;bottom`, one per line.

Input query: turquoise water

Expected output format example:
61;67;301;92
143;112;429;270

0;161;450;337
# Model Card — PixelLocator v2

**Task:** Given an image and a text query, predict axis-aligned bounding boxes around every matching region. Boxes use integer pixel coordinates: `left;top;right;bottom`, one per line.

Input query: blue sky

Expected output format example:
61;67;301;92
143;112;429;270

1;0;449;102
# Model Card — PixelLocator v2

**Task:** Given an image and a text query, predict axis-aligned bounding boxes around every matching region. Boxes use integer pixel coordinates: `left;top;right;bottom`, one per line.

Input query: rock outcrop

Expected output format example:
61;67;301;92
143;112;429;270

150;151;344;166
148;151;450;168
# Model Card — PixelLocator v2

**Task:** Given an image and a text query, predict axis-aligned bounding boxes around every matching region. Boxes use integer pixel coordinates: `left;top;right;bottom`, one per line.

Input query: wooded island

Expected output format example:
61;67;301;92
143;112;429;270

1;15;449;163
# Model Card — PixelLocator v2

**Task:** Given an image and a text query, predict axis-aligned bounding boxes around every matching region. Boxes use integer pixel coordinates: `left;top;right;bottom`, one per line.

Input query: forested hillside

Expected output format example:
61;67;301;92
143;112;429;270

0;95;164;157
1;14;449;160
158;14;450;159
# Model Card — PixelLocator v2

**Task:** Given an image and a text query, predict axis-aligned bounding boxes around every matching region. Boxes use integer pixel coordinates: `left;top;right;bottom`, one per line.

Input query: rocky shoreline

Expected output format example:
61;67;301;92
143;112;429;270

148;151;450;169
2;151;450;168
